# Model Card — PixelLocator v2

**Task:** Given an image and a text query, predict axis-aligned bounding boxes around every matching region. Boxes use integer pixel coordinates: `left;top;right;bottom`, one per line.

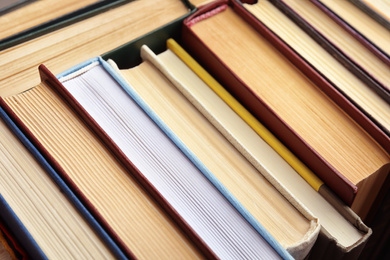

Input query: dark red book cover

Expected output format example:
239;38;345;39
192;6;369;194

181;0;390;221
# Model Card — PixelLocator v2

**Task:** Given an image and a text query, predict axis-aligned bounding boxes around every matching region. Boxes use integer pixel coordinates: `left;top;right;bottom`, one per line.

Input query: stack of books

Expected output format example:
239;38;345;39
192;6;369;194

0;0;389;259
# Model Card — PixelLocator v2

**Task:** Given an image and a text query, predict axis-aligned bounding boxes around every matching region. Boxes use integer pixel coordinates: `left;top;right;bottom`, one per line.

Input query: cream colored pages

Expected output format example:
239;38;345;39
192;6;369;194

60;62;285;260
112;59;318;258
0;0;189;96
245;1;390;134
282;0;390;91
3;84;204;260
319;0;390;56
138;46;365;249
0;0;99;40
0;118;114;259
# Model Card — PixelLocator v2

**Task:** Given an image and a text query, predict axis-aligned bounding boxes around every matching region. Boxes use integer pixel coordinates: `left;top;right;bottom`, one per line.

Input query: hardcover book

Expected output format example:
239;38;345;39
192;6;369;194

181;0;390;225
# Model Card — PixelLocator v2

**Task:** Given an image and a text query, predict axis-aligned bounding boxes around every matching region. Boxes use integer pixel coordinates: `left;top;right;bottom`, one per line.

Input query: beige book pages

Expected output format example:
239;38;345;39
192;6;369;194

114;57;319;259
188;6;390;218
0;0;99;40
319;0;390;56
281;0;390;91
0;0;188;96
245;1;390;136
0;118;114;259
136;46;366;250
3;84;204;260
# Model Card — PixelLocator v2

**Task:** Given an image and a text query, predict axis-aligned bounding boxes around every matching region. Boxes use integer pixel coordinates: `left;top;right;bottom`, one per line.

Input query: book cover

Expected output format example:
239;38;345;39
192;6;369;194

181;0;390;224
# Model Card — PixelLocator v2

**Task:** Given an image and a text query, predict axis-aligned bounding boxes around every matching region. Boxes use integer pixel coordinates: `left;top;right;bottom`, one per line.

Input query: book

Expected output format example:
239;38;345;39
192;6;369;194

0;0;192;97
276;0;390;95
242;0;390;152
107;34;372;258
106;48;319;258
312;0;390;64
349;0;390;29
181;0;390;224
0;106;119;259
0;67;210;259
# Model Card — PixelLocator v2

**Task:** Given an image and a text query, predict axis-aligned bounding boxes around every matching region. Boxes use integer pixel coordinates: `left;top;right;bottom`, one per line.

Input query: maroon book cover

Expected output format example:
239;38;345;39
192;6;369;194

181;0;390;221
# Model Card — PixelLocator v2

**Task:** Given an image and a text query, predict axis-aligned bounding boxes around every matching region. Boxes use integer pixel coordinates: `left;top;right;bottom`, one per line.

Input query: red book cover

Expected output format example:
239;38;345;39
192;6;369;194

181;0;390;222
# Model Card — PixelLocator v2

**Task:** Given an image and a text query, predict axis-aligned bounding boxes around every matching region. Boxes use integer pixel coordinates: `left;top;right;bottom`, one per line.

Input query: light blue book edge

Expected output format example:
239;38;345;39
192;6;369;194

58;56;293;260
0;106;127;260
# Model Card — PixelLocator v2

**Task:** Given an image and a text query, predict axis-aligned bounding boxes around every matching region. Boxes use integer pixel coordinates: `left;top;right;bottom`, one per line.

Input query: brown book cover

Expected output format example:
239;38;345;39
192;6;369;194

181;0;388;258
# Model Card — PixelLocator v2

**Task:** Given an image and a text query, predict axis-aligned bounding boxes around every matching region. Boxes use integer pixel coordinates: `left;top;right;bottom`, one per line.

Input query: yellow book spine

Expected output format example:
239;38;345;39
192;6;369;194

167;38;323;191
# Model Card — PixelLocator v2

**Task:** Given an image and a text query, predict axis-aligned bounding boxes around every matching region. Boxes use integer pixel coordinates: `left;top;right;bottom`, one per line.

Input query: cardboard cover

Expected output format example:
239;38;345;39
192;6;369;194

181;1;386;258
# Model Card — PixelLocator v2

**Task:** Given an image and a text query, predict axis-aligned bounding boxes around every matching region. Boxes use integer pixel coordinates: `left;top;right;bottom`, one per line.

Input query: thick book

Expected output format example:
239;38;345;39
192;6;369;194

54;56;295;259
181;0;390;225
243;0;390;138
0;106;123;259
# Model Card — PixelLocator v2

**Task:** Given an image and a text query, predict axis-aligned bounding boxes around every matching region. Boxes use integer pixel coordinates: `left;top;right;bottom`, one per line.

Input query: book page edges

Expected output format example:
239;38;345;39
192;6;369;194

106;57;295;259
137;45;320;259
182;2;357;206
44;61;217;260
184;0;390;210
159;38;371;252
